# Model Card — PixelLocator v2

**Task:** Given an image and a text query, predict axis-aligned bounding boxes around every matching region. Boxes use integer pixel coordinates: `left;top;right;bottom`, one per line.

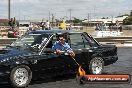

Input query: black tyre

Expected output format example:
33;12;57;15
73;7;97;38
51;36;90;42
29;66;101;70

89;57;104;74
10;65;32;88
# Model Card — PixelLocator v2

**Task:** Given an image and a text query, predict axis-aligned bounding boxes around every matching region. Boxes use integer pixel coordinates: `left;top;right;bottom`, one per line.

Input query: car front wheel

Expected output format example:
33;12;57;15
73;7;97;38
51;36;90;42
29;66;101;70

10;65;32;88
89;57;104;74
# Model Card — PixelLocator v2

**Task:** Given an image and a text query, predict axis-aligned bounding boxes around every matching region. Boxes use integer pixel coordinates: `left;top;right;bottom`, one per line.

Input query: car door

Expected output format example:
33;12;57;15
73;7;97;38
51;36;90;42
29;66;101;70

83;32;112;58
63;33;87;72
36;35;67;77
82;33;97;59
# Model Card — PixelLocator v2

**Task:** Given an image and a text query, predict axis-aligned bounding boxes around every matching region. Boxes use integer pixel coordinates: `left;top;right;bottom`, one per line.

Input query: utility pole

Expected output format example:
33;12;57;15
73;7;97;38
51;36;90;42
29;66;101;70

68;9;72;22
70;9;71;21
87;13;90;27
52;14;54;22
51;13;54;27
18;8;21;21
130;10;132;16
48;11;51;22
93;6;96;26
8;0;11;20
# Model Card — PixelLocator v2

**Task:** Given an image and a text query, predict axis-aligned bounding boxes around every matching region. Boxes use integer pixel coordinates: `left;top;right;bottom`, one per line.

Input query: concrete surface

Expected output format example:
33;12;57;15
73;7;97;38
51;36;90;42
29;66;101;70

0;47;132;88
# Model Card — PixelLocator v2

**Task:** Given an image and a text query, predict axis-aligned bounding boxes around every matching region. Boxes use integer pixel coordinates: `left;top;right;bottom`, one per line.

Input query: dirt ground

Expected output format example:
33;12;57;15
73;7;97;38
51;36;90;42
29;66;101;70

122;30;132;36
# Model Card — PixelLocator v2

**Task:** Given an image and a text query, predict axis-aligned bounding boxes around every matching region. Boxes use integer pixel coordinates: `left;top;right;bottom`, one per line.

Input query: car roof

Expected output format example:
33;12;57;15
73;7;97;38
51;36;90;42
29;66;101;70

29;29;83;35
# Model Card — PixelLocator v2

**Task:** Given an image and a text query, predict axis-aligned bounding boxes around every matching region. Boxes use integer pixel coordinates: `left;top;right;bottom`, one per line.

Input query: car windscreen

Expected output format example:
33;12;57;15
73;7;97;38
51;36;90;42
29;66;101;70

11;33;50;48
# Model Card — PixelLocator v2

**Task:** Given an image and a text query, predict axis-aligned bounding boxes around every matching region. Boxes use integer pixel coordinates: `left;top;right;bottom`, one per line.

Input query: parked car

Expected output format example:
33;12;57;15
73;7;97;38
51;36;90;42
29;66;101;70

0;30;118;88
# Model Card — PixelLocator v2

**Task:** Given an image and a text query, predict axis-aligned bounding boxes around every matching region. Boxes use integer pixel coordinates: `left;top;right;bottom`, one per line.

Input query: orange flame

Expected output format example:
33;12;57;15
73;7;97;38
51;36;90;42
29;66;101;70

78;66;86;76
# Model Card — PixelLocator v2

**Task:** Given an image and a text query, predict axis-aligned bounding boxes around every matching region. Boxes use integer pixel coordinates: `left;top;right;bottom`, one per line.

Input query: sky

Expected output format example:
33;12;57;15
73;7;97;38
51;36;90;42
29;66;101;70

0;0;132;20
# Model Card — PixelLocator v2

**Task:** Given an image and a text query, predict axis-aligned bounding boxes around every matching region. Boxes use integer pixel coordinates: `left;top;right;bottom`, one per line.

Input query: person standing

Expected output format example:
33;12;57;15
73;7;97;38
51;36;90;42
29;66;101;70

29;23;33;31
45;20;50;30
60;20;66;30
8;18;14;30
40;19;45;30
13;17;16;28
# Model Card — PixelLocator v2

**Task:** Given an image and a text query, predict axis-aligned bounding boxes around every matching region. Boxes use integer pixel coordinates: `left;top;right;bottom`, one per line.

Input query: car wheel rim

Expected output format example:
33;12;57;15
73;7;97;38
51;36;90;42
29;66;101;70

13;68;29;86
92;58;103;74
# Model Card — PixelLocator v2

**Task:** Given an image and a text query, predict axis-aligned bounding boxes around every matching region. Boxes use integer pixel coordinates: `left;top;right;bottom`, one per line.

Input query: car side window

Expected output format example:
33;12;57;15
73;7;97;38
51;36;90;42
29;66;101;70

32;34;49;48
83;32;99;47
82;35;91;48
44;36;55;49
69;33;84;49
42;35;56;53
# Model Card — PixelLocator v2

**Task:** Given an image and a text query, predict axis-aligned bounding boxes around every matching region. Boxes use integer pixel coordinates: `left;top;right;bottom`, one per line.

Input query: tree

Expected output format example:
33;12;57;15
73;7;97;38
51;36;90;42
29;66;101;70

131;10;132;16
101;17;106;19
123;10;132;25
117;14;129;17
123;16;132;25
72;18;82;23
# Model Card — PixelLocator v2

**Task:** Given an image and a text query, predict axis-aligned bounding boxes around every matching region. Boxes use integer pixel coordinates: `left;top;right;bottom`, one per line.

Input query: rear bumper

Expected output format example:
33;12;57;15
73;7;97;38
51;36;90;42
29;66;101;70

104;56;118;66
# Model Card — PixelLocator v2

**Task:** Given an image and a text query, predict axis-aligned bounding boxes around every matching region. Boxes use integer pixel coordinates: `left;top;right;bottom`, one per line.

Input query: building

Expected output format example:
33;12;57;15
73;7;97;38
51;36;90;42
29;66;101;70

0;19;9;26
83;16;128;26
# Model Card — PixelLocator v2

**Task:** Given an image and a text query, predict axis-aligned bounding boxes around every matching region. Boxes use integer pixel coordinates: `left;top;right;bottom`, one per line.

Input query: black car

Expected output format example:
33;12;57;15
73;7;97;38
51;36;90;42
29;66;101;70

0;30;118;88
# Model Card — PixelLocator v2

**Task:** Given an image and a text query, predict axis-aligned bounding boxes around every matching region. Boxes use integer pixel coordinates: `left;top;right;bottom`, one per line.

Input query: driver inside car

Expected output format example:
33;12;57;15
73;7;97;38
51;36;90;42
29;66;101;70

52;34;75;57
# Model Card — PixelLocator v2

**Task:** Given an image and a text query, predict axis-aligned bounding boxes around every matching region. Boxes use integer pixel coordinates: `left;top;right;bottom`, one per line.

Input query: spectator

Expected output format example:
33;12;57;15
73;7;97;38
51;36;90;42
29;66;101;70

29;23;33;31
109;22;113;31
119;26;123;32
95;24;100;31
45;20;50;30
13;17;16;27
8;18;14;30
40;20;45;30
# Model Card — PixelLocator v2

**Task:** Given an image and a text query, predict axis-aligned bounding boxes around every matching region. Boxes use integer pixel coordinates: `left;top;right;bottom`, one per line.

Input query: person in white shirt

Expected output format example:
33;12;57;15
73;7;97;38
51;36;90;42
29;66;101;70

45;20;50;30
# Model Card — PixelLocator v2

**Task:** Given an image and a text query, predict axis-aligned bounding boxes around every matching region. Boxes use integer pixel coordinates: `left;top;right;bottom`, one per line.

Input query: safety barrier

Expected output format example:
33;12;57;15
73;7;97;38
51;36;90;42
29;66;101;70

0;37;132;47
0;38;17;46
95;37;132;44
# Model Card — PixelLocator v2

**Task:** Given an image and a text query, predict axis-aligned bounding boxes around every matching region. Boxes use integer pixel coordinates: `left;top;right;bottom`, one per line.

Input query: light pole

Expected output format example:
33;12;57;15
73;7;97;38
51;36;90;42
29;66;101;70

130;10;132;16
68;9;72;22
87;13;90;26
49;11;51;22
8;0;11;20
70;9;71;21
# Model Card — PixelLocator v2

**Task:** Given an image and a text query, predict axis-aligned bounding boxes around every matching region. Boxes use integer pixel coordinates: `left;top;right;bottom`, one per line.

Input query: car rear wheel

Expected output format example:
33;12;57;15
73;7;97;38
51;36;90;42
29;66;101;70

10;65;32;88
89;57;104;74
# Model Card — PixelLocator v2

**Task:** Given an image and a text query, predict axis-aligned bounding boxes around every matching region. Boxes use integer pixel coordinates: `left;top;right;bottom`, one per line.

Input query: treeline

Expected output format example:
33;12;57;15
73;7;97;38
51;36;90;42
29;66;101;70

123;10;132;25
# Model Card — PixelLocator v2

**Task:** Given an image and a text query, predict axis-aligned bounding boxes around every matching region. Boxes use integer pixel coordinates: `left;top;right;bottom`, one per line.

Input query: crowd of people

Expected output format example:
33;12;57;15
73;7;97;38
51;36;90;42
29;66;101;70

28;20;73;31
7;18;52;38
0;18;78;38
28;20;51;31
